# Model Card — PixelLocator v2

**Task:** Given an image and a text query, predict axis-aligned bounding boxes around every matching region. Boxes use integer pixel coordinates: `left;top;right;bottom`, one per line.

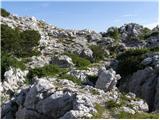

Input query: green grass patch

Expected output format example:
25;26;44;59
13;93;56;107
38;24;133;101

64;52;91;70
92;103;106;118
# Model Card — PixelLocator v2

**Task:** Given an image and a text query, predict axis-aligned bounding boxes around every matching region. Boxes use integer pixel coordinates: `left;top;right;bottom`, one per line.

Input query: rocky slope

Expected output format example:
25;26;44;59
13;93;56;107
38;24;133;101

0;9;159;119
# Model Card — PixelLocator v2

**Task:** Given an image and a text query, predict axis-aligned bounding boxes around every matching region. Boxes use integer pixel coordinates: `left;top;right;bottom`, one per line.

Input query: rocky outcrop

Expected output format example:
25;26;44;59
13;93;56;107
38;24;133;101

128;67;158;111
1;67;28;93
95;67;121;91
1;76;150;119
119;23;143;41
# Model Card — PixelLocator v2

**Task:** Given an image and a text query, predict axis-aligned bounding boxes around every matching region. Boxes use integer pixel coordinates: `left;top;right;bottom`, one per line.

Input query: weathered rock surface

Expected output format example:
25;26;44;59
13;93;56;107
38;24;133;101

51;55;74;68
95;67;121;91
1;67;28;93
1;77;149;119
128;67;158;111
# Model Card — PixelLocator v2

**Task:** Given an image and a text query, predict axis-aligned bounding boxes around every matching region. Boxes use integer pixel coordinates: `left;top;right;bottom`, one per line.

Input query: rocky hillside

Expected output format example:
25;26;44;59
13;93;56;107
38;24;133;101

0;8;159;119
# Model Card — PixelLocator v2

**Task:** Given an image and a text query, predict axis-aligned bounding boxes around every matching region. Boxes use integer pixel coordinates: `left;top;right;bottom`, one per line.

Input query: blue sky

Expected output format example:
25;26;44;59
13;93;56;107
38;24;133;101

1;1;158;32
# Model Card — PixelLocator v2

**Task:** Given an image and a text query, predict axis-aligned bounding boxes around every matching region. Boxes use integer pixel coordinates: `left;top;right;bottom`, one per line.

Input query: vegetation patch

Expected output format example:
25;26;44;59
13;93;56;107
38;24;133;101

1;24;41;58
1;8;10;17
27;64;67;81
117;48;149;76
58;74;82;85
105;100;122;109
64;52;91;70
92;103;106;118
1;52;26;81
89;45;106;62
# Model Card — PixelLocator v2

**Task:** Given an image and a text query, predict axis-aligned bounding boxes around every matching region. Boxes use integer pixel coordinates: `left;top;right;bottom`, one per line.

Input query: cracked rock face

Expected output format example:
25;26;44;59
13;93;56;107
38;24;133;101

128;67;159;111
95;67;121;91
1;67;28;93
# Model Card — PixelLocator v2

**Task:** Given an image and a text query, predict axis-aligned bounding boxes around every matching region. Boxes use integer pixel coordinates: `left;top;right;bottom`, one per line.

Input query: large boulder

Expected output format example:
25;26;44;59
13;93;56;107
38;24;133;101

95;67;121;91
80;48;93;59
128;67;159;111
15;78;76;119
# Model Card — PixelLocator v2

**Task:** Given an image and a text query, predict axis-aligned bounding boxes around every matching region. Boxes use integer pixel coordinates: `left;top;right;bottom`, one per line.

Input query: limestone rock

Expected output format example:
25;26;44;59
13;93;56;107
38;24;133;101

51;55;74;68
95;67;121;91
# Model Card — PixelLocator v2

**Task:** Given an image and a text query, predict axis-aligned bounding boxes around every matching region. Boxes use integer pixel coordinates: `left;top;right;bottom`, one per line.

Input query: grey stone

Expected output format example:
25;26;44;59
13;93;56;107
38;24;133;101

95;67;121;91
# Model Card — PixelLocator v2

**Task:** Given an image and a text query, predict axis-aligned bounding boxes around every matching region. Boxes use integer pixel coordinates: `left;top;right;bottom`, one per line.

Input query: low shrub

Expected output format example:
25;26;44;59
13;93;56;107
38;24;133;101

90;45;106;62
64;52;91;69
106;27;120;43
1;8;10;17
117;48;149;76
138;27;152;40
1;24;41;58
27;64;67;80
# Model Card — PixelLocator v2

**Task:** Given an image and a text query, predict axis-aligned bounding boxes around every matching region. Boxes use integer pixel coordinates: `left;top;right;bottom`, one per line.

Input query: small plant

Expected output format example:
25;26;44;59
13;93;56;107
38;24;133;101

1;8;10;17
64;52;91;69
58;74;82;85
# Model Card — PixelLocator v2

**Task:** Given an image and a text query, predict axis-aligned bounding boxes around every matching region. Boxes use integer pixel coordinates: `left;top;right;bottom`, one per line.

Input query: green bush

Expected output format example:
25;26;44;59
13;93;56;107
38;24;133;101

19;30;40;56
64;52;91;69
138;27;152;40
1;52;26;81
117;48;149;76
1;24;21;54
27;64;67;80
90;45;106;62
1;8;10;17
107;27;120;42
1;24;41;57
59;74;82;85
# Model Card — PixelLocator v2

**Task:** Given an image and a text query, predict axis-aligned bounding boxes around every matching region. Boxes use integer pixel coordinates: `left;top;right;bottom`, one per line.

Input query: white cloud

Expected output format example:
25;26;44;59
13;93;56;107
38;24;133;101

144;22;158;29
